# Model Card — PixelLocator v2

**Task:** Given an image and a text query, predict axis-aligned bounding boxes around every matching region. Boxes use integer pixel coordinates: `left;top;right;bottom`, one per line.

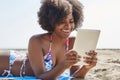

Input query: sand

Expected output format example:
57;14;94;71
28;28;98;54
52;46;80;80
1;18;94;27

0;49;120;80
85;49;120;80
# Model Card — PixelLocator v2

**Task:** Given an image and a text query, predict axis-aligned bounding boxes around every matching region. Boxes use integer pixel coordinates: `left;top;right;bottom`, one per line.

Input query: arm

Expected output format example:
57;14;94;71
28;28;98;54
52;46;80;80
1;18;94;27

70;50;97;78
71;65;89;78
69;37;97;78
0;51;9;74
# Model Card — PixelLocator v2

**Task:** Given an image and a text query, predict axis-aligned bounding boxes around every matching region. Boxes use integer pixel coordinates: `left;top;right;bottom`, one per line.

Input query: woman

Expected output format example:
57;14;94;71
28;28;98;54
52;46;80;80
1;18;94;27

28;0;97;79
0;0;97;80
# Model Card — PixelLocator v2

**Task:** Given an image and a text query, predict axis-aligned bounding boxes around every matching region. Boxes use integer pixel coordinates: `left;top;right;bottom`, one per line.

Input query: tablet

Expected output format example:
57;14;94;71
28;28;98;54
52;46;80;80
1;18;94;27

73;29;100;65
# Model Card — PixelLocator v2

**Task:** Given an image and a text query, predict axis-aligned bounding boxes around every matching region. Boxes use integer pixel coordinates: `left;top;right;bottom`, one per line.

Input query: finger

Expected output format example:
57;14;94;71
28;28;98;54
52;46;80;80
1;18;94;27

66;59;80;64
66;51;77;56
84;59;97;65
83;57;97;62
85;51;97;57
67;51;80;59
67;56;81;61
90;50;97;56
84;56;96;59
83;57;92;61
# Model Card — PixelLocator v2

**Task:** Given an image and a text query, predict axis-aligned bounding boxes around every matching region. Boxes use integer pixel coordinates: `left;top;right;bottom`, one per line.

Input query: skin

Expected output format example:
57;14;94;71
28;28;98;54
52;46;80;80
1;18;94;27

28;14;97;80
0;14;97;79
0;51;34;76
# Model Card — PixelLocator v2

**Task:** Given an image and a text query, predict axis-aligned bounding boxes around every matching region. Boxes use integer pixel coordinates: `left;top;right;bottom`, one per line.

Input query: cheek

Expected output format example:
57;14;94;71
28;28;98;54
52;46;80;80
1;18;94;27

54;26;62;32
71;24;75;30
55;23;75;31
56;26;63;30
55;25;64;30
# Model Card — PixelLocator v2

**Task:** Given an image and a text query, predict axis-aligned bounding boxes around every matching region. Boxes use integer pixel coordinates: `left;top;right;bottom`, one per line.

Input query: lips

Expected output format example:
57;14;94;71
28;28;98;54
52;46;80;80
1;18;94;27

62;30;70;33
62;29;71;36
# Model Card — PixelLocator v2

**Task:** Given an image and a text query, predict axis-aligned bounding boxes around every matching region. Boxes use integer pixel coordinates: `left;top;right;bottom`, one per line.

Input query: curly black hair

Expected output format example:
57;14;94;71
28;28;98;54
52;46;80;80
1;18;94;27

37;0;84;32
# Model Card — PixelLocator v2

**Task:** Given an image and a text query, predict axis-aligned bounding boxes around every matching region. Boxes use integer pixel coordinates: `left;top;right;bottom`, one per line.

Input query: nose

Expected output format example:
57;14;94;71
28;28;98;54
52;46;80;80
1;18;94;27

65;22;71;29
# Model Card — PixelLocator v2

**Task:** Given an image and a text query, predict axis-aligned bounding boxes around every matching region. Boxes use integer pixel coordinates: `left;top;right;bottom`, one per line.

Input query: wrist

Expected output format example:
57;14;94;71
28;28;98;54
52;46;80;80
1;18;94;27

59;62;68;70
72;65;89;78
70;65;80;76
71;77;85;80
60;61;71;69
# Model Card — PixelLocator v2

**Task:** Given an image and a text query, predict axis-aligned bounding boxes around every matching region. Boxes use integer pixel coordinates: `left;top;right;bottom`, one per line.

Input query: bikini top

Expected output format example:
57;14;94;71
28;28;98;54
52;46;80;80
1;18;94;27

44;34;70;77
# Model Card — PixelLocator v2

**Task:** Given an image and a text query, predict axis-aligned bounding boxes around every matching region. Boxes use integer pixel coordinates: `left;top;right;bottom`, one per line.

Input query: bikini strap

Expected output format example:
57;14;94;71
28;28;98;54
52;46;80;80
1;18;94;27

48;34;53;53
20;58;27;77
49;34;69;52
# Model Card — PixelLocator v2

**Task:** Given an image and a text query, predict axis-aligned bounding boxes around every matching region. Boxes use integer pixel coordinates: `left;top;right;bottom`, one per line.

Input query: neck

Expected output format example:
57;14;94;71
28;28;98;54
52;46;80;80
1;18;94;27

50;33;69;52
51;33;68;45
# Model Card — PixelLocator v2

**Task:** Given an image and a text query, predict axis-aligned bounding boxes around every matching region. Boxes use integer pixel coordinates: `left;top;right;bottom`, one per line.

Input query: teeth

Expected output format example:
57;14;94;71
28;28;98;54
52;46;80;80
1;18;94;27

63;30;70;32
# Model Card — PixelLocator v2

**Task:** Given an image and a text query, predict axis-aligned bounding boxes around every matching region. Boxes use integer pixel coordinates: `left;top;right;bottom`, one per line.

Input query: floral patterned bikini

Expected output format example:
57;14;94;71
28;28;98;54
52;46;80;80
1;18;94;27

1;35;71;80
44;35;71;80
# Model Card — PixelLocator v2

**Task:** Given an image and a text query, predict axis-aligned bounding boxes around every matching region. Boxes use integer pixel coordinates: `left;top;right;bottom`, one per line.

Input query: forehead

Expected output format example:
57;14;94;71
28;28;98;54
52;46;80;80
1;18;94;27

63;13;74;20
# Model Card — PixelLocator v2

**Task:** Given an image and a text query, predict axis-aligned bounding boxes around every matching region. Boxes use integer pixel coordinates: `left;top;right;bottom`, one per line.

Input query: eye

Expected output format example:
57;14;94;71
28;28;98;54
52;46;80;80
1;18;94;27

70;20;74;23
59;20;66;25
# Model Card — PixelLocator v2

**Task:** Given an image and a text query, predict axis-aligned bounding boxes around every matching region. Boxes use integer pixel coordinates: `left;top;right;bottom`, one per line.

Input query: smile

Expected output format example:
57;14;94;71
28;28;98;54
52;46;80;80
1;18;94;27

62;30;70;33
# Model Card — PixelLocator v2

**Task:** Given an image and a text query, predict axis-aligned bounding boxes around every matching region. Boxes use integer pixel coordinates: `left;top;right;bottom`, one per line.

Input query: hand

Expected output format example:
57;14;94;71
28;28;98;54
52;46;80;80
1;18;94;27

61;50;81;69
83;50;97;69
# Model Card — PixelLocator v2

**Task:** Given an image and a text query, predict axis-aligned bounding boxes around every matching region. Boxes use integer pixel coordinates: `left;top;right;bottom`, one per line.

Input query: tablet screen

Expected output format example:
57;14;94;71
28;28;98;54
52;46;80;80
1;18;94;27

73;29;100;65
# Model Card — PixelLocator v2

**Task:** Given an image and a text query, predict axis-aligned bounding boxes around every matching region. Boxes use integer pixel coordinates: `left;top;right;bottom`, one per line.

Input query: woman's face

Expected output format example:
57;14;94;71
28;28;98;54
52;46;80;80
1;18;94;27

54;14;75;38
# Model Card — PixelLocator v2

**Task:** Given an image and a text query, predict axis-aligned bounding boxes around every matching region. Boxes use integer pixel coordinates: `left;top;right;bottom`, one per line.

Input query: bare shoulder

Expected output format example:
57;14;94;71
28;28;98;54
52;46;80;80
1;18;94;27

28;33;51;55
29;33;50;44
69;37;75;41
69;36;75;43
29;34;43;42
69;37;75;49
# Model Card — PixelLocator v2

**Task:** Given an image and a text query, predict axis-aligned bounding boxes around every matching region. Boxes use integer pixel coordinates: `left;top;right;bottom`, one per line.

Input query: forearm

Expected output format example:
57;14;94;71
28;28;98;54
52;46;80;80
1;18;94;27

37;64;67;80
70;65;80;76
72;65;89;78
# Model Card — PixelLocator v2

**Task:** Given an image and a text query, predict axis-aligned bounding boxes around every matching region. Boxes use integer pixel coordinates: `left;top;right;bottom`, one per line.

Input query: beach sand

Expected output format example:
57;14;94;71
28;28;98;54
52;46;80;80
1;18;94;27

85;49;120;80
0;49;120;80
